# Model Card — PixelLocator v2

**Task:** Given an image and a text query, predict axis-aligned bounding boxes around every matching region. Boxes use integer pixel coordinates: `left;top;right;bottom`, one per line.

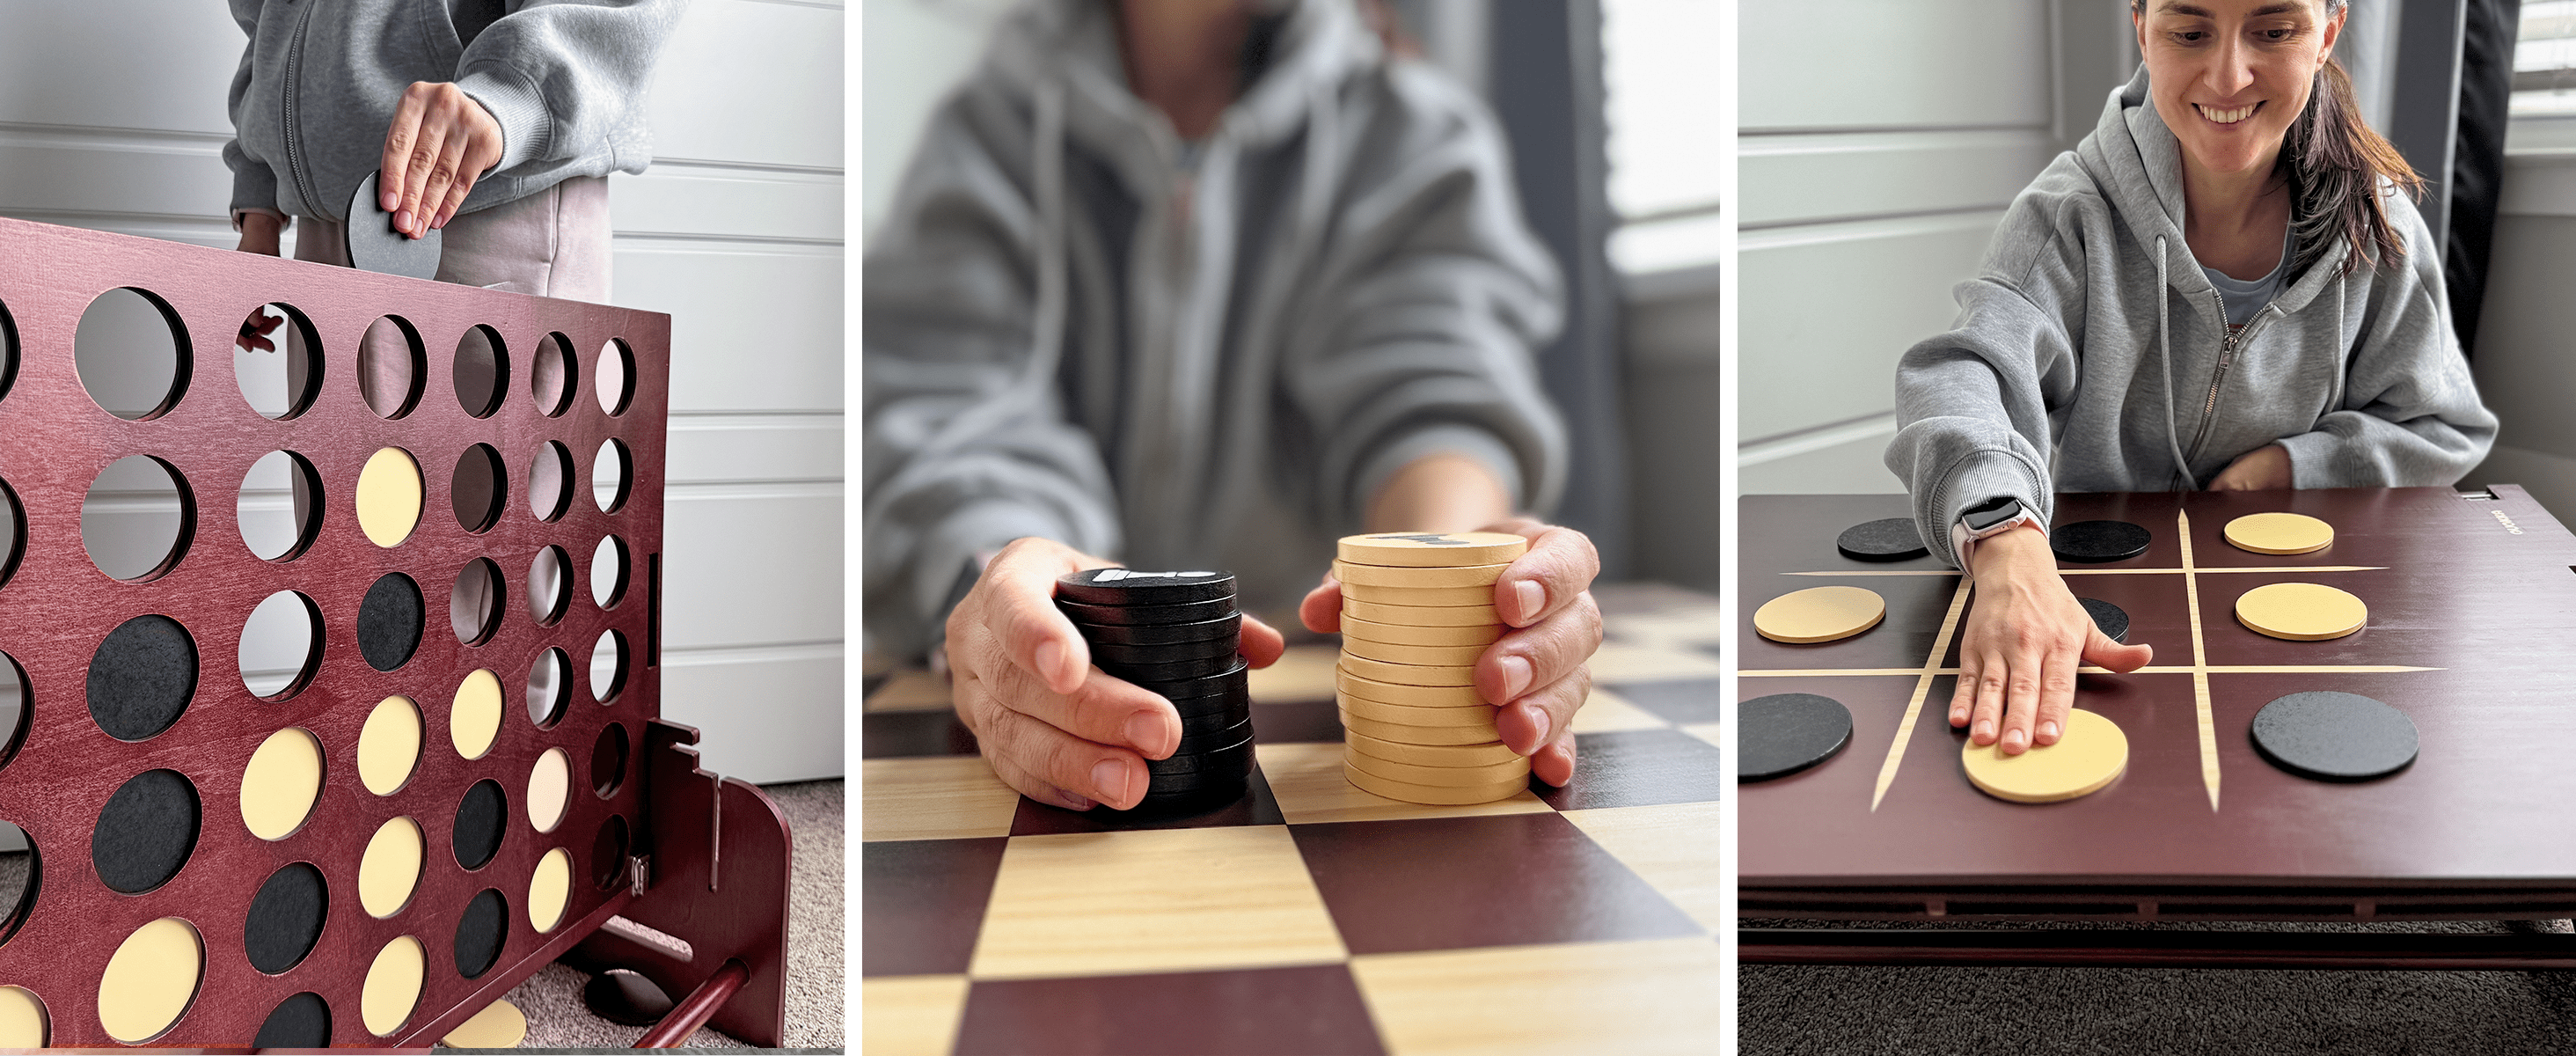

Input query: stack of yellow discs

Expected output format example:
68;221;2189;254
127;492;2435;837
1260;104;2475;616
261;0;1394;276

1333;532;1531;804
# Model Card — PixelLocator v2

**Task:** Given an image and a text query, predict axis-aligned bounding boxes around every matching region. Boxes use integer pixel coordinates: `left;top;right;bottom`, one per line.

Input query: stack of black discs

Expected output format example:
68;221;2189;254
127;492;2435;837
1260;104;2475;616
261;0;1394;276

1054;568;1255;812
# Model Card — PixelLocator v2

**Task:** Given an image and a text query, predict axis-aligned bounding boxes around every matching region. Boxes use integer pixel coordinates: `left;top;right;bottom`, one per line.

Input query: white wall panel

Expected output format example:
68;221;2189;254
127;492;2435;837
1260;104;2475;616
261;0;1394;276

1740;128;2057;228
1740;420;1906;495
661;642;845;782
668;414;845;484
662;485;842;650
1738;212;2001;443
0;0;239;133
648;0;845;171
1741;0;2051;131
618;242;845;414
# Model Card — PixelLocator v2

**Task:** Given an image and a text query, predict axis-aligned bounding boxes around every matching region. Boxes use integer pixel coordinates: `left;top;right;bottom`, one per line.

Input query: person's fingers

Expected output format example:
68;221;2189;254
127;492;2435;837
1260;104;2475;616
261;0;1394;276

977;650;1175;759
1530;727;1578;787
1997;634;2045;755
2082;630;2155;673
1478;590;1600;708
380;86;431;213
1299;577;1343;634
1489;520;1601;628
1493;664;1589;758
2031;640;2080;747
413;129;470;238
971;698;1148;810
1239;612;1286;670
1970;649;2009;745
430;156;475;231
977;546;1091;694
396;114;450;238
1949;648;1982;729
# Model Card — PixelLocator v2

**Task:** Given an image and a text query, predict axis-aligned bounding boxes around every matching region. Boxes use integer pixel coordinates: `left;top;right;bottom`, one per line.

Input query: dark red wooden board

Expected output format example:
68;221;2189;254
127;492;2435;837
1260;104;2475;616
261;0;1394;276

0;216;667;1046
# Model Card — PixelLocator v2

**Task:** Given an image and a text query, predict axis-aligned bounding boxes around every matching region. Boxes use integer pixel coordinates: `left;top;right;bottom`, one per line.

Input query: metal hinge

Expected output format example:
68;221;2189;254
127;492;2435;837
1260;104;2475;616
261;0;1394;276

629;854;652;897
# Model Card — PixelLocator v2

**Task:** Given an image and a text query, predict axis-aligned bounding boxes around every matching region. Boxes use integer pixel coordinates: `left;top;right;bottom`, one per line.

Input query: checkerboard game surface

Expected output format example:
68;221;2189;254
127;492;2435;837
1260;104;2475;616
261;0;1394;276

861;584;1723;1055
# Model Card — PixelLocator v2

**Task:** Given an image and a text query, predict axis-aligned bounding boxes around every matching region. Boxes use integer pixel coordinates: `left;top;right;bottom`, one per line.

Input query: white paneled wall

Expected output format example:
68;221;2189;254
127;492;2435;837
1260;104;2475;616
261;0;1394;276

2462;149;2576;517
0;0;845;783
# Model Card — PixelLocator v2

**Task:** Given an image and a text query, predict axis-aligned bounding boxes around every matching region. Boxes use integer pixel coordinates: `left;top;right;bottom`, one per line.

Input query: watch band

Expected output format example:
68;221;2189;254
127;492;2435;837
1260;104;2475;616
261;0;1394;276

1950;499;2045;575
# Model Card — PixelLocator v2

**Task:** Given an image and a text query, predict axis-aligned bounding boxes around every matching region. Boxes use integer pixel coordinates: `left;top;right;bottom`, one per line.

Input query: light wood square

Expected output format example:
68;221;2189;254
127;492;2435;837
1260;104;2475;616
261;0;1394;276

968;825;1348;979
1258;742;1549;825
1562;803;1724;931
1250;644;1342;701
862;756;1021;841
1681;722;1722;751
860;975;968;1056
1588;642;1725;684
1351;938;1724;1056
1570;686;1673;734
865;669;953;713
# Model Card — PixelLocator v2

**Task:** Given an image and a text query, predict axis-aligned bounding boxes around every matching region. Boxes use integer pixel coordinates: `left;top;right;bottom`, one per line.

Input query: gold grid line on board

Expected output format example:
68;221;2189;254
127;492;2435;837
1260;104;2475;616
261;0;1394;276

1869;576;1972;812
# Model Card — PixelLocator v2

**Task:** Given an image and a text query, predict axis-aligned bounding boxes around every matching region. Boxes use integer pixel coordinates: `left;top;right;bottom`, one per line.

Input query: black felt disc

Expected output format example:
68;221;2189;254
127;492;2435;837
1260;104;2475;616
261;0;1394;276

252;992;332;1049
453;779;507;869
455;888;507;978
585;969;676;1026
1173;694;1254;736
2250;691;2419;781
1057;596;1238;626
1126;657;1252;700
1147;733;1258;776
88;614;197;741
2052;519;2152;563
1739;693;1854;781
2080;598;2130;643
344;171;443;280
357;572;424;671
1055;567;1237;606
1065;612;1242;645
1087;634;1240;664
1836;517;1928;561
1171;714;1256;757
1103;653;1245;686
91;767;199;893
245;862;327;974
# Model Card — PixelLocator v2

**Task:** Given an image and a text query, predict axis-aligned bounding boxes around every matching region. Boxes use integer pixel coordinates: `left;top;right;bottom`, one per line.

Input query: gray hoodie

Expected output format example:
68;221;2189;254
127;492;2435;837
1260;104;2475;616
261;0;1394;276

862;0;1569;658
1887;67;2497;568
225;0;684;223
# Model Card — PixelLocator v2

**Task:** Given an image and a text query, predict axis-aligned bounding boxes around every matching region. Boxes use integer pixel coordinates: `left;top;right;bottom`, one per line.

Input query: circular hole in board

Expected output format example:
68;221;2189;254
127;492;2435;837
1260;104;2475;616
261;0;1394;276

591;814;630;891
98;916;201;1044
596;338;634;416
450;557;504;646
590;534;629;609
88;614;198;742
243;862;327;974
528;847;572;933
231;302;322;421
527;648;571;729
82;455;194;582
238;590;323;700
527;441;574;522
74;287;188;421
591;722;628;798
361;935;425;1038
451;444;507;534
238;727;324;840
454;779;507;870
450;669;503;760
531;332;578;417
526;747;571;833
357;573;425;672
359;316;427;420
355;447;423;549
91;768;199;894
591;438;633;514
359;696;423;796
589;629;627;704
252;992;329;1050
527;545;571;627
0;985;46;1048
0;818;35;948
454;325;509;419
454;889;507;979
0;649;27;769
357;817;423;919
236;451;322;561
0;475;23;590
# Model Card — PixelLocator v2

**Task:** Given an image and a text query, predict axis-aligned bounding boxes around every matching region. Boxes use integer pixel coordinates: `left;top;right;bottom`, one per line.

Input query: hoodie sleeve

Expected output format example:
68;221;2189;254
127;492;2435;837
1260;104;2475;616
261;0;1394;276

223;0;282;219
450;0;686;177
2272;193;2498;488
861;83;1122;662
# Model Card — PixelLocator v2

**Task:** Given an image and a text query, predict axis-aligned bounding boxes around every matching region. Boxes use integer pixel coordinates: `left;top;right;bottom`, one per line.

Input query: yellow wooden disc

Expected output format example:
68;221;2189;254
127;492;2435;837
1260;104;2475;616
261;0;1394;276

1337;667;1486;707
1340;653;1477;687
1962;708;2128;803
1331;560;1511;589
443;998;528;1048
98;917;200;1044
527;747;571;832
359;696;422;796
1339;581;1497;606
1342;636;1489;667
1753;585;1886;644
451;669;503;760
1339;614;1504;647
1343;763;1526;805
359;817;423;918
0;986;44;1048
1344;730;1520;766
1346;744;1533;787
529;847;573;933
1340;694;1503;729
1341;598;1503;627
355;446;422;548
1341;713;1504;746
2224;512;2334;555
2235;582;2367;641
1338;532;1529;568
240;727;324;840
361;935;424;1037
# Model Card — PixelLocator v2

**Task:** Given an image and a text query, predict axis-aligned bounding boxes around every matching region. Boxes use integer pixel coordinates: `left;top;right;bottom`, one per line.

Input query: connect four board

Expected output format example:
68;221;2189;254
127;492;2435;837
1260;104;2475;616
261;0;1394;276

0;216;786;1046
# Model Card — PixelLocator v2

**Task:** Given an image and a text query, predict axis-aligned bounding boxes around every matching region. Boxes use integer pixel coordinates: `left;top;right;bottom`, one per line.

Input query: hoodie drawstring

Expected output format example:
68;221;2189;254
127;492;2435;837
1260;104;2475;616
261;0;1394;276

2153;235;2193;491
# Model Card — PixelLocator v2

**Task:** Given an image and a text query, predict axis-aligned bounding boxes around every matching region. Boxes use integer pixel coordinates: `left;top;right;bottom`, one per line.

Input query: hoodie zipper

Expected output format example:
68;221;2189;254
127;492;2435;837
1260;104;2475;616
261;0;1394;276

280;3;324;220
2181;290;2265;471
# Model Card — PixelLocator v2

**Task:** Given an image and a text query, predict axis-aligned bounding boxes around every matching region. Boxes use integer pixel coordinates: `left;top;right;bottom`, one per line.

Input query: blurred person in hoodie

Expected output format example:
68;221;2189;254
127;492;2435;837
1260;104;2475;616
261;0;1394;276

866;0;1605;811
1888;0;2495;759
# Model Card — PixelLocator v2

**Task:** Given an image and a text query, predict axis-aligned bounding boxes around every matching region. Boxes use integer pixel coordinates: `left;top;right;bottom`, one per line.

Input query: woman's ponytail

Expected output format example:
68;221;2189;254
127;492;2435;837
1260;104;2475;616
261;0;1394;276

2286;52;2426;276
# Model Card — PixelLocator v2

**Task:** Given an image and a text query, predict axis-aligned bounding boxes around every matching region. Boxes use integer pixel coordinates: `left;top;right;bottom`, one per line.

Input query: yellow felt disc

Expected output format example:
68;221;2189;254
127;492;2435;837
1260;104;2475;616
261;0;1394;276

1346;745;1533;788
359;817;423;918
98;917;200;1044
527;747;571;832
1338;614;1504;647
1339;653;1477;687
451;669;503;760
1344;730;1520;766
1341;598;1503;627
0;986;43;1048
1342;713;1507;746
1341;636;1489;667
2224;512;2335;555
529;847;573;933
1753;585;1886;644
443;998;528;1048
1337;668;1486;707
1331;560;1511;589
1337;532;1529;568
355;446;422;548
2235;582;2367;641
239;727;324;840
359;696;422;796
1339;694;1502;729
1343;763;1526;805
361;935;424;1037
1962;708;2129;803
1339;581;1498;606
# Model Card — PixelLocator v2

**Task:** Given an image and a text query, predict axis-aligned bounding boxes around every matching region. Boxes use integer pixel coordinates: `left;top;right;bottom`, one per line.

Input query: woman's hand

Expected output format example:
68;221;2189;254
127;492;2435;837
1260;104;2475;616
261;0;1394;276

2208;444;2292;491
237;211;282;257
1950;525;2153;753
380;82;506;238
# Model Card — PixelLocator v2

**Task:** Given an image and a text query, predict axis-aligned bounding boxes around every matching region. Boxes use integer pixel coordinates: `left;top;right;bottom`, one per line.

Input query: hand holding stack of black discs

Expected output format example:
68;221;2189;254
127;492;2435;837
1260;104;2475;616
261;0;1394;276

1054;568;1255;812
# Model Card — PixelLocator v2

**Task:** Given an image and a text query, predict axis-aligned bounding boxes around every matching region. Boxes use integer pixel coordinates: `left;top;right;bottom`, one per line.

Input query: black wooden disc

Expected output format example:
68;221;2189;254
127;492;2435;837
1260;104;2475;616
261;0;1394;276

344;171;443;280
1105;653;1246;686
91;767;200;893
1173;694;1253;736
1056;597;1238;626
245;862;327;974
1055;567;1237;606
1065;612;1242;645
2250;691;2419;781
252;993;332;1049
455;888;507;979
2079;598;2130;643
357;572;424;671
1836;517;1928;561
1087;634;1240;665
1145;735;1258;780
453;779;507;869
88;614;197;742
1739;693;1853;781
1125;657;1251;700
1170;714;1256;757
2051;519;2152;563
584;969;676;1027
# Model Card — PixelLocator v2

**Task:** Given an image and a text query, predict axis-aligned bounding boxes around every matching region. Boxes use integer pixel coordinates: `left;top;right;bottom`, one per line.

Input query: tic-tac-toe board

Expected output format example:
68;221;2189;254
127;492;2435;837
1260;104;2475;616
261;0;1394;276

0;216;779;1046
1741;488;2576;922
860;583;1723;1055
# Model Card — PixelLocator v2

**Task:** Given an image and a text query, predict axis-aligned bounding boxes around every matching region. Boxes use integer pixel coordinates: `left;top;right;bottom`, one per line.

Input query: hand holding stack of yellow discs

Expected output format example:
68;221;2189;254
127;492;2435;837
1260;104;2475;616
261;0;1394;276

1335;532;1532;804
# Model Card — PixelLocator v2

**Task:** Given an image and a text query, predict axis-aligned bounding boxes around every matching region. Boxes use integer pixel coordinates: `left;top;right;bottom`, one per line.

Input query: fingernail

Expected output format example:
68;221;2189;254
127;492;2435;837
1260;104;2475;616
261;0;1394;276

382;191;399;211
2038;720;2060;742
1034;639;1066;686
1499;655;1532;701
1512;580;1544;623
2003;729;2028;752
1091;759;1129;803
395;209;413;231
1973;719;1994;741
1125;711;1167;756
1518;702;1551;755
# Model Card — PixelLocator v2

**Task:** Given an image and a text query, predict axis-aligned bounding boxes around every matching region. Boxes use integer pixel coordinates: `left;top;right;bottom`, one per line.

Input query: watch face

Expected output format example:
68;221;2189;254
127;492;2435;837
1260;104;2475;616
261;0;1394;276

1965;497;2023;532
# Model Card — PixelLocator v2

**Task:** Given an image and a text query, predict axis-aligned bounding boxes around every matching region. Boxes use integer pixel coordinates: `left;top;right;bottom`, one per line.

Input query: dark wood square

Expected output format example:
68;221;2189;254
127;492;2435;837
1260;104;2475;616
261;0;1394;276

1290;811;1701;955
1536;730;1728;811
953;964;1386;1056
862;838;1008;978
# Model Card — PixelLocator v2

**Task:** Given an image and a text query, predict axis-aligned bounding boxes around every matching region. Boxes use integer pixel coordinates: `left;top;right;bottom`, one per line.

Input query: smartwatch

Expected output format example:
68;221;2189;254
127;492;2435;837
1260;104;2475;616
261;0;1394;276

1950;495;2045;574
